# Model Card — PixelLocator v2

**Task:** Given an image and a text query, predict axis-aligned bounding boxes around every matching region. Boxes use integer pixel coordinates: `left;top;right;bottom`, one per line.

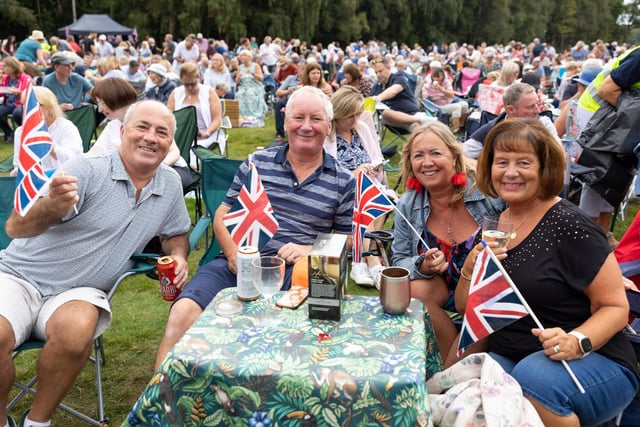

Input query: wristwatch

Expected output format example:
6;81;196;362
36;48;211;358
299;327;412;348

568;330;592;357
413;254;435;279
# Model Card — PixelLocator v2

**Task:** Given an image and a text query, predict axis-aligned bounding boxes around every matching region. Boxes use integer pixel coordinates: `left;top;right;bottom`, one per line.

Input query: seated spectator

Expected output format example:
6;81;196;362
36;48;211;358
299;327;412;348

422;67;468;134
11;86;83;175
370;57;433;131
0;100;190;427
341;62;374;97
392;121;505;365
301;61;333;97
272;61;306;142
491;60;520;90
168;62;223;157
0;57;31;140
274;56;298;85
122;59;146;83
203;53;234;99
235;49;268;120
463;82;560;160
42;52;93;111
143;63;177;104
324;86;395;287
459;118;638;425
154;86;355;370
89;78;193;190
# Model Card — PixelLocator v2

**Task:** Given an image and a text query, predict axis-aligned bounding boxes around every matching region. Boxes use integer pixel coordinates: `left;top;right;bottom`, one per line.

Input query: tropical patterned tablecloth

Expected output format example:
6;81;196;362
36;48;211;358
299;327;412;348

123;289;443;427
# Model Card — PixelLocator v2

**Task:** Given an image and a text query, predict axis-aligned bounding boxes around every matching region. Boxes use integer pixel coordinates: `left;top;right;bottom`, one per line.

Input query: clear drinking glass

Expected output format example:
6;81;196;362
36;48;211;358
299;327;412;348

481;216;514;249
251;256;286;311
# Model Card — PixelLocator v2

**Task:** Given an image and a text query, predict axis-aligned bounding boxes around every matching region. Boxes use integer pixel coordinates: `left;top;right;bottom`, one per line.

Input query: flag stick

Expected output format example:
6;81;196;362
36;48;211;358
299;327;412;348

392;206;431;251
481;241;586;394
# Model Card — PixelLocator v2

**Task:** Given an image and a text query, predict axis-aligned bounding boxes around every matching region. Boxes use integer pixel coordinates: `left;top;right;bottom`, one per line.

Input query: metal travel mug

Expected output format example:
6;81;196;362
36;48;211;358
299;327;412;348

379;267;411;314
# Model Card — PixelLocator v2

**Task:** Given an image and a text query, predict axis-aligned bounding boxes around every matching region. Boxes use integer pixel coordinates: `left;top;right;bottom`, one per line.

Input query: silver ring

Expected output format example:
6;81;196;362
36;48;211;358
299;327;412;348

553;345;560;354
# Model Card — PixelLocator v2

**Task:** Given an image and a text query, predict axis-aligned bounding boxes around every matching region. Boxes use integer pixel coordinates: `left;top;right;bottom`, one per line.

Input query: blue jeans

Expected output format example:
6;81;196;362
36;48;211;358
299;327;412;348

490;351;638;426
176;256;293;309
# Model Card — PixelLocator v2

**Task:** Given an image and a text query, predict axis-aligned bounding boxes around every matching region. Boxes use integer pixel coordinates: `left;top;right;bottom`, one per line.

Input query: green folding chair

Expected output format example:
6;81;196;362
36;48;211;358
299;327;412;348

65;104;97;153
172;106;202;220
198;156;242;266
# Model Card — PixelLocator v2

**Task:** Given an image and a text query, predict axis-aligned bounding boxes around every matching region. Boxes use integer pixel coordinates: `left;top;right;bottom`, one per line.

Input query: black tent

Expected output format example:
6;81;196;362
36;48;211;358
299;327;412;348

58;14;134;36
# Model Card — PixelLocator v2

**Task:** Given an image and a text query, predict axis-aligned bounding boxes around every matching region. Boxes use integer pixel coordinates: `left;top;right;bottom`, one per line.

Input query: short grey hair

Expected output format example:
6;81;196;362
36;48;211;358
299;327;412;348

123;100;176;136
503;82;536;107
285;86;333;122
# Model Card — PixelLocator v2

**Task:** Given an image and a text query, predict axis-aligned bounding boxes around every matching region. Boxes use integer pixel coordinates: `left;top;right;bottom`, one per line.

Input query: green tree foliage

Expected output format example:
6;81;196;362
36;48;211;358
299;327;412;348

0;0;633;52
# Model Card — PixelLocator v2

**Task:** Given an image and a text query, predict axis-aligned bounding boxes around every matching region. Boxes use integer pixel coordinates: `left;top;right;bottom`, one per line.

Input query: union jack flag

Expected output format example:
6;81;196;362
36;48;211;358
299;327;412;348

457;247;530;357
15;81;55;216
352;171;394;263
223;161;278;250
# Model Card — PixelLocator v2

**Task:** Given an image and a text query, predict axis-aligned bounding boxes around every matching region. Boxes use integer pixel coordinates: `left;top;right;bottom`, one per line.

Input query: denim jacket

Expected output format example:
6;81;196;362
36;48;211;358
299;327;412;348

391;183;506;280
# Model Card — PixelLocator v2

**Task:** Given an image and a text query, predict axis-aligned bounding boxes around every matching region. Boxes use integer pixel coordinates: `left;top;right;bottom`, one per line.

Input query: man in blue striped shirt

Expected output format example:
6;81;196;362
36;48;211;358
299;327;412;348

155;86;355;368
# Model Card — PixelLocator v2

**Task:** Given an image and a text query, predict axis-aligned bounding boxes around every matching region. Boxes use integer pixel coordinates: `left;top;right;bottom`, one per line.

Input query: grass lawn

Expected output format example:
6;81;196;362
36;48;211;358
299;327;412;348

5;115;638;426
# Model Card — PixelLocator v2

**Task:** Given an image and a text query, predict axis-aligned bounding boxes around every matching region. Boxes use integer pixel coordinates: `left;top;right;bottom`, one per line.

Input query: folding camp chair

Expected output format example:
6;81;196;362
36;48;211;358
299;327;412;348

65;104;97;153
421;98;453;127
5;177;210;426
172;106;202;220
192;101;231;160
197;156;242;266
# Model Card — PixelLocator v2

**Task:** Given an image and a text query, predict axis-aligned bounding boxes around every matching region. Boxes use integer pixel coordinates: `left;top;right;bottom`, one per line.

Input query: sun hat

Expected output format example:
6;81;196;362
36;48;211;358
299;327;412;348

147;63;167;78
278;56;289;65
429;60;442;69
51;52;74;66
99;34;107;41
575;66;602;86
30;30;45;41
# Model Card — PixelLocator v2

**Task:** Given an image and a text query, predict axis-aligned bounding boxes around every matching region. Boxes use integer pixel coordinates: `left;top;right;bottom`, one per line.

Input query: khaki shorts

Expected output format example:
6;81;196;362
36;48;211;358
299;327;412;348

0;272;112;349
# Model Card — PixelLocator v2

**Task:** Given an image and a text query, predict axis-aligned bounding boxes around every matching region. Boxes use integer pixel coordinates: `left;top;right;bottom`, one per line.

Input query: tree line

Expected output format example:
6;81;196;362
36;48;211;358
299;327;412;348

2;0;638;51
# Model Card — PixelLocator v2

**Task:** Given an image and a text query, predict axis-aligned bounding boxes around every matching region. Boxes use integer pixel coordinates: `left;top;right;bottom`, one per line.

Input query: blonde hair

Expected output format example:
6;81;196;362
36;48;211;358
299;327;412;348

179;62;200;81
331;86;364;121
401;121;473;204
496;60;520;87
209;53;227;72
33;86;63;123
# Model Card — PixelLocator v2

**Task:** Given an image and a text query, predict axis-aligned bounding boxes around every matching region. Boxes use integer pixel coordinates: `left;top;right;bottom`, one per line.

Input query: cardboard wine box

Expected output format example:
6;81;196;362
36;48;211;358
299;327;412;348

307;233;347;321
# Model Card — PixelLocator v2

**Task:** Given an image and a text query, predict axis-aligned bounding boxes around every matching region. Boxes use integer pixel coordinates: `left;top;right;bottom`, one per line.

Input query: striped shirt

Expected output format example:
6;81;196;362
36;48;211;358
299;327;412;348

223;144;355;255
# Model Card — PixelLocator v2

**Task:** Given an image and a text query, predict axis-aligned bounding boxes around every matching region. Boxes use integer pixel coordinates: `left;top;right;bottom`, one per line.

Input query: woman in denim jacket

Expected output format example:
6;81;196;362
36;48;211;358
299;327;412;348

391;122;505;366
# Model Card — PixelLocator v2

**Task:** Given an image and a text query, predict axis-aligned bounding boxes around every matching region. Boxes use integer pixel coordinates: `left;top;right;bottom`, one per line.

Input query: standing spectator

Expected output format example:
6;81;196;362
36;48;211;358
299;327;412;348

259;36;278;73
96;34;114;58
163;34;176;62
42;52;93;111
138;40;152;58
195;33;208;54
172;34;199;73
1;36;16;58
144;63;177;105
82;32;97;56
14;30;47;78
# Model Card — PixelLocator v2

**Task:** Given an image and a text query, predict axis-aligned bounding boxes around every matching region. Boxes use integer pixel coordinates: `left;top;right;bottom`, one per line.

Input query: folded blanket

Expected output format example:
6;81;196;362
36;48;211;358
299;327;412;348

427;353;544;427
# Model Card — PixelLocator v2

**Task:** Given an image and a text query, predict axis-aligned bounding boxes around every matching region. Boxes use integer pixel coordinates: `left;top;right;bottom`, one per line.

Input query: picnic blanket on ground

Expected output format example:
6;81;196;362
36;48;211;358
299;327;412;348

427;352;544;427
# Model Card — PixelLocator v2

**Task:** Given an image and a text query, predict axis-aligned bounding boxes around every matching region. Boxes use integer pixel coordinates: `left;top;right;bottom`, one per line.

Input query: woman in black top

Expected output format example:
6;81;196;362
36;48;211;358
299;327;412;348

456;118;638;426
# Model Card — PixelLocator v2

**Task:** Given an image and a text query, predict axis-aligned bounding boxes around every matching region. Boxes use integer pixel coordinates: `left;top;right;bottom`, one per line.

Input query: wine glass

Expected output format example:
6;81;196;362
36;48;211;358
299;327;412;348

252;256;286;321
481;216;514;249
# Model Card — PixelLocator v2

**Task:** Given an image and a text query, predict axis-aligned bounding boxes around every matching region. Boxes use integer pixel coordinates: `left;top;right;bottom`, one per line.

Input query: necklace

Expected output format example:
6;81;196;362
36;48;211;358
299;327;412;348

508;200;542;236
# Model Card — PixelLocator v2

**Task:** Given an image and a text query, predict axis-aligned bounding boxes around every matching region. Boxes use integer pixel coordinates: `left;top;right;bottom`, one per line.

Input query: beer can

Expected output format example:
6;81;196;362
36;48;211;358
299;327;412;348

237;246;259;301
158;256;179;302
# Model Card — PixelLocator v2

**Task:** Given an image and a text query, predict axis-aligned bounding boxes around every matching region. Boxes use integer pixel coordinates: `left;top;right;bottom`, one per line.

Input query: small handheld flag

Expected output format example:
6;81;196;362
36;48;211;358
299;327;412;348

15;81;55;216
222;162;278;250
352;171;394;263
457;246;529;356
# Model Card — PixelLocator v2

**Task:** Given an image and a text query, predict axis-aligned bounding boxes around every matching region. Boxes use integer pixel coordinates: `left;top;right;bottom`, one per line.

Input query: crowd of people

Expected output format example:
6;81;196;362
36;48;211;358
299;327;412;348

0;27;639;426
